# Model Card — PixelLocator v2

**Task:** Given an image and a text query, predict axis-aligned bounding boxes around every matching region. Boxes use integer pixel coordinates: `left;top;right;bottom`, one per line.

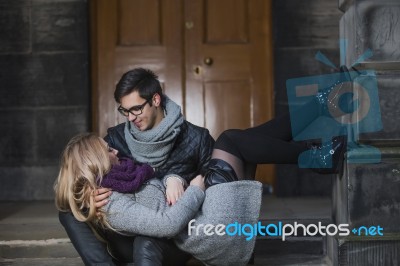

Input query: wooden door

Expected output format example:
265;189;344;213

90;0;184;137
90;0;275;184
184;0;275;182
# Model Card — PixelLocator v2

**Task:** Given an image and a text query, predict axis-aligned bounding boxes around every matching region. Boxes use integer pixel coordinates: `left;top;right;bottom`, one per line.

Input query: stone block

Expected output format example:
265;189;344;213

0;110;35;166
36;107;89;163
327;236;400;266
333;154;400;233
359;73;400;141
273;0;342;48
276;164;332;197
0;166;59;200
31;0;88;52
0;53;89;108
0;0;30;6
0;4;30;53
340;0;400;66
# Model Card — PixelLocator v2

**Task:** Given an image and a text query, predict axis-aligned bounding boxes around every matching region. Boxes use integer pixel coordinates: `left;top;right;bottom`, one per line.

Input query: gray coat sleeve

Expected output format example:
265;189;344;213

104;186;205;238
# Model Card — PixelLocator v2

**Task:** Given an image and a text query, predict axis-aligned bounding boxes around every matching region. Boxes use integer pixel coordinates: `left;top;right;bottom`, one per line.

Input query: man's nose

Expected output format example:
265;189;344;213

113;149;119;156
128;113;137;122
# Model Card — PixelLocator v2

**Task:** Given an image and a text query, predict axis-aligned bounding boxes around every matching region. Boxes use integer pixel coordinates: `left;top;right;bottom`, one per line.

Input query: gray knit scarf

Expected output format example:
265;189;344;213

124;96;184;168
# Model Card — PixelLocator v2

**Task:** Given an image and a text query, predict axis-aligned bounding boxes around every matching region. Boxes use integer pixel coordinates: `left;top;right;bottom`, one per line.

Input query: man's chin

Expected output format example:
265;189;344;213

136;124;147;131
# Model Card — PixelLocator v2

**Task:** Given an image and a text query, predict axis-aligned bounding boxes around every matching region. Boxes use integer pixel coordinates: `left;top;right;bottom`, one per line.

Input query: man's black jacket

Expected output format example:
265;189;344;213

104;120;215;183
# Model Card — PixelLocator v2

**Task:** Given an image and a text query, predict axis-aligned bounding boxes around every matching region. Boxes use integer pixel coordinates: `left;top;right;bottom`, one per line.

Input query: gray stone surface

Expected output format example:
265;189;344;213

273;0;343;196
0;198;332;265
0;166;58;200
273;0;342;48
328;236;400;266
360;74;400;141
0;0;89;200
275;165;334;197
36;107;89;164
329;0;400;264
0;4;30;53
340;0;400;66
0;110;35;166
31;0;88;52
333;157;400;233
0;53;89;108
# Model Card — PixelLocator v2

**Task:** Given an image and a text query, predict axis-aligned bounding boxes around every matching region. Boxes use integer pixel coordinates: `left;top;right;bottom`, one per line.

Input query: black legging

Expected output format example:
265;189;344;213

213;98;320;178
215;112;306;164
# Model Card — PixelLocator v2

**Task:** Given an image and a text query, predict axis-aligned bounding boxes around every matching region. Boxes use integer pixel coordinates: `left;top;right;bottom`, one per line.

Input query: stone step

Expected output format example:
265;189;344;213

0;237;330;265
0;257;83;266
255;237;326;256
0;197;332;265
0;239;79;260
0;236;327;260
1;256;330;266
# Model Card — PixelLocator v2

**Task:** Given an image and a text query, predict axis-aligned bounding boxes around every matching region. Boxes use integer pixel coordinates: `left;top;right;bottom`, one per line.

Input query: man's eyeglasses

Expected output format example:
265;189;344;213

117;99;150;117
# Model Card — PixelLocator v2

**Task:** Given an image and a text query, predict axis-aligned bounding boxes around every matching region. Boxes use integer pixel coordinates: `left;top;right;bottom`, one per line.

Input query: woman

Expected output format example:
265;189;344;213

54;133;262;266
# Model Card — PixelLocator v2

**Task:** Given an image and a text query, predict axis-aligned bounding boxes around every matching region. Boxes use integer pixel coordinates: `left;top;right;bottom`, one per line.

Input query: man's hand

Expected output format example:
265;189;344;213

166;177;184;205
190;175;205;191
94;187;112;209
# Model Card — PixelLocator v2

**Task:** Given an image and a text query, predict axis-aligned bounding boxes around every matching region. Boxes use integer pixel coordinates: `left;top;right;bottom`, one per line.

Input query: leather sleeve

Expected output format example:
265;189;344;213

197;128;215;176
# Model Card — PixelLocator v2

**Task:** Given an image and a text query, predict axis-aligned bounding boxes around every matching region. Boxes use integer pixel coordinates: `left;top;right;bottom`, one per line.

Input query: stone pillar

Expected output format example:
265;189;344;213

329;0;400;265
0;0;89;200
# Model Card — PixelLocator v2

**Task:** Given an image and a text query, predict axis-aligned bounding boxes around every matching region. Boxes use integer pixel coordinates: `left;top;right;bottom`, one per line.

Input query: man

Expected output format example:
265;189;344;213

59;68;214;265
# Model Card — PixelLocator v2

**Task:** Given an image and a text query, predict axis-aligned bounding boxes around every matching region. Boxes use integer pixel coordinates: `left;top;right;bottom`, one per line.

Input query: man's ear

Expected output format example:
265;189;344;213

153;93;161;107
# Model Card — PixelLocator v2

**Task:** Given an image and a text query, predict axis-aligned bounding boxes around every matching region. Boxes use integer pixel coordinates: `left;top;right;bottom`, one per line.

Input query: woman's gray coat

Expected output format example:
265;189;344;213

103;178;263;266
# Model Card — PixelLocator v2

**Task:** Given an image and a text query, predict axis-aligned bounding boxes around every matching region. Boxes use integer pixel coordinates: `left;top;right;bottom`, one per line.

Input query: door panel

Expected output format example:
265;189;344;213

184;0;274;182
91;0;274;184
205;81;252;138
91;0;183;136
206;0;248;44
118;0;161;45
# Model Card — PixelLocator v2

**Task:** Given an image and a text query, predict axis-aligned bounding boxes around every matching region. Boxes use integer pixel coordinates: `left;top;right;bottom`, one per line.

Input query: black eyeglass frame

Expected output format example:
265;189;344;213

117;99;151;117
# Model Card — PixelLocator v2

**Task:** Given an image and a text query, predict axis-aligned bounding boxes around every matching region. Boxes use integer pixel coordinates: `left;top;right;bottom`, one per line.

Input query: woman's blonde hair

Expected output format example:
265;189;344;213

54;133;112;227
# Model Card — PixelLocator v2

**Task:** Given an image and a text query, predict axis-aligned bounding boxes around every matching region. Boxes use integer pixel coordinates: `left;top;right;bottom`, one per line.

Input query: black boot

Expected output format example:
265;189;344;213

204;159;239;188
300;135;347;174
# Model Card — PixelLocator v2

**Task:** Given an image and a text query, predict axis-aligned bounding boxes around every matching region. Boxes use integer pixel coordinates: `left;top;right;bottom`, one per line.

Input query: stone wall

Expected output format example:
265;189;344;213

273;0;343;196
328;0;400;265
0;0;89;200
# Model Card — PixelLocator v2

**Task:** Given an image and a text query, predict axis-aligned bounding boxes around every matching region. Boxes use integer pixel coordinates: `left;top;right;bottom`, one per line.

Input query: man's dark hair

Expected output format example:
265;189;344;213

114;68;165;107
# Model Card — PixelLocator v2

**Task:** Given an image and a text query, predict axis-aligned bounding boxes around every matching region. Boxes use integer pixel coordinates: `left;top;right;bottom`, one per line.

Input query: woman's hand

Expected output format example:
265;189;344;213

166;177;184;205
94;187;112;208
190;175;205;191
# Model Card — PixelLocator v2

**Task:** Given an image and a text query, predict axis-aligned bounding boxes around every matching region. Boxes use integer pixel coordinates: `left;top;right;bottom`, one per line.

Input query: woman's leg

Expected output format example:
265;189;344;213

207;86;350;183
212;131;307;180
212;98;320;179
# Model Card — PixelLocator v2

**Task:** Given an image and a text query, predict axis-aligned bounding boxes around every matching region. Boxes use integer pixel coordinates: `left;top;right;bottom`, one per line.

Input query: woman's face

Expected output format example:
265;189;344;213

106;143;119;165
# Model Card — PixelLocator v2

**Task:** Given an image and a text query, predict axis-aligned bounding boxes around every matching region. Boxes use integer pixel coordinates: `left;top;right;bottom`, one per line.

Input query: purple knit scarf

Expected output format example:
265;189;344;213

100;158;154;193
